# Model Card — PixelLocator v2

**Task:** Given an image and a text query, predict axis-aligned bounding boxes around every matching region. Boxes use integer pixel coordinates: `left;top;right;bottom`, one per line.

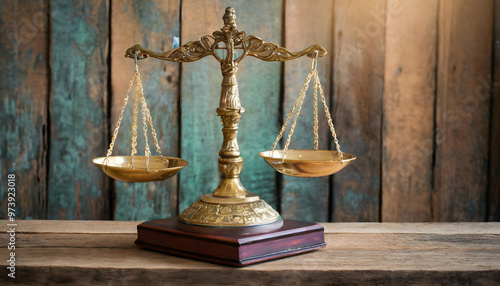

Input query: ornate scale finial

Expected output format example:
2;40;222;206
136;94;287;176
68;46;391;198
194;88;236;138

222;7;237;30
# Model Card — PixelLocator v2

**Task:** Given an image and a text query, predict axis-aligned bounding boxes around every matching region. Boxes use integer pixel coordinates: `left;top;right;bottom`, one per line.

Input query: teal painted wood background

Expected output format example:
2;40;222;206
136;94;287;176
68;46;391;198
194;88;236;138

0;0;498;222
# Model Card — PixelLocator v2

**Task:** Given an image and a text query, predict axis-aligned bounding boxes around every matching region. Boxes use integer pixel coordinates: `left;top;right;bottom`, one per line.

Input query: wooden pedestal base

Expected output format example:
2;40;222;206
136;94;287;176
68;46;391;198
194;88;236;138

135;217;326;266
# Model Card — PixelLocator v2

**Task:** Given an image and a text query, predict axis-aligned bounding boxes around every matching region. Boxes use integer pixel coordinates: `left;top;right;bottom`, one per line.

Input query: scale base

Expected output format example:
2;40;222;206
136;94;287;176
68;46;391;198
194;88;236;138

135;217;326;267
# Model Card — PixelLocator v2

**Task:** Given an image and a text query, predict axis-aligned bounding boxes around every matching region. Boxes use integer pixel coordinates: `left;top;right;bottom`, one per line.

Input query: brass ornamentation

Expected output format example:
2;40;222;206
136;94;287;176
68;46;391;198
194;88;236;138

125;7;327;227
179;199;280;227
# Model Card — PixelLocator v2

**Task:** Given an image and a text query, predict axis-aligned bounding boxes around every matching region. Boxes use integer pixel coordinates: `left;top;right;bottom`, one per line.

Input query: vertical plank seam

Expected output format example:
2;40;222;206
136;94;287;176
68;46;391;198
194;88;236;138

433;0;452;221
328;0;336;222
276;0;286;215
177;0;184;216
486;0;496;222
433;0;492;221
107;0;115;220
431;0;441;222
45;0;54;219
379;0;388;223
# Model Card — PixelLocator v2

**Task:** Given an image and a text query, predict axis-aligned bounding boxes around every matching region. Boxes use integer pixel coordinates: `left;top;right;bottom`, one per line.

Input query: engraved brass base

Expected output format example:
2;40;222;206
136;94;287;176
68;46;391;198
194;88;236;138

179;193;280;227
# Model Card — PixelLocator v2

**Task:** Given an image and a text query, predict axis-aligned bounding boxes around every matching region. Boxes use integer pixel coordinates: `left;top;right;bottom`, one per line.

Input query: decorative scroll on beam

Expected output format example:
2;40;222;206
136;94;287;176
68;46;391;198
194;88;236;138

240;36;327;62
125;37;326;64
125;36;215;62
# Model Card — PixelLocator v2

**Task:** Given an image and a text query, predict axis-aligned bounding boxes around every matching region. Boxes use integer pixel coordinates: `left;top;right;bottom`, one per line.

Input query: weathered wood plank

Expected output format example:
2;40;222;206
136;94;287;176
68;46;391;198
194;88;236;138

0;220;139;234
321;222;500;234
4;236;500;264
434;0;493;221
2;263;499;286
178;0;220;211
235;0;282;210
2;220;499;235
1;234;136;249
48;0;110;219
0;220;137;248
2;220;499;250
0;1;49;219
280;0;333;222
179;0;221;212
110;0;180;220
382;0;437;221
489;0;500;221
0;220;499;285
179;0;281;212
331;0;384;221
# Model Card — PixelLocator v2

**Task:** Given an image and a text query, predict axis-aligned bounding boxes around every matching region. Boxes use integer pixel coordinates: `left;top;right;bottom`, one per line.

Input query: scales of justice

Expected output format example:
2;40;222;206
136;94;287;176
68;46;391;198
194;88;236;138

92;7;355;266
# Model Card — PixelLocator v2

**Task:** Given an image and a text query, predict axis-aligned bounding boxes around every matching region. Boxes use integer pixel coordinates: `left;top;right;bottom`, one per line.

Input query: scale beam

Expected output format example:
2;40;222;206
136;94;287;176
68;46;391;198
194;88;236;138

125;37;326;63
124;7;327;227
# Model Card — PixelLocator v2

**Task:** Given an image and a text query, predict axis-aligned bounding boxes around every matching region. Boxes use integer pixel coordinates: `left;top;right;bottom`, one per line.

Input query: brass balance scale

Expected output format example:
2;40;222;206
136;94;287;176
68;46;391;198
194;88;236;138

92;7;355;266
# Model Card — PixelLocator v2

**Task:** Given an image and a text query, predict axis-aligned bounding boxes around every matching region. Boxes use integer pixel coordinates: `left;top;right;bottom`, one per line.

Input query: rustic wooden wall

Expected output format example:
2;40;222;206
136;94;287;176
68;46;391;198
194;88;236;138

0;0;498;222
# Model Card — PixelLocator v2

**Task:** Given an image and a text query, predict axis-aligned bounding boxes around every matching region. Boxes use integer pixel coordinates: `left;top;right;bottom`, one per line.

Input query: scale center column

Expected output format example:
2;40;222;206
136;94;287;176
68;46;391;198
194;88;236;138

179;68;280;226
178;7;280;227
212;67;247;197
179;52;280;227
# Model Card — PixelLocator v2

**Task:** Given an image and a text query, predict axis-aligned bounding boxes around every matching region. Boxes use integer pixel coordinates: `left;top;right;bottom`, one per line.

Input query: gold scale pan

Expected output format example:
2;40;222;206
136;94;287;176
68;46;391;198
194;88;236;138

92;7;354;183
259;52;355;177
92;55;187;182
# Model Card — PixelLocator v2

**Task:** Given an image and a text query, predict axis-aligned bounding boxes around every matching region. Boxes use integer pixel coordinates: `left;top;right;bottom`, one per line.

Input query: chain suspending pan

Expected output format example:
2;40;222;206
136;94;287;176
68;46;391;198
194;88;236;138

259;55;355;177
92;58;187;182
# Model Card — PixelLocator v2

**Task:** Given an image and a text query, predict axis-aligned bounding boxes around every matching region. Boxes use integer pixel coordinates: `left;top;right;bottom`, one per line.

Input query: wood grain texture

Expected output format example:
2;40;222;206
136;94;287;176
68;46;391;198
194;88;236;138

489;0;500;221
320;222;500;234
110;0;180;220
0;220;499;285
382;0;437;222
3;262;499;285
0;220;138;248
179;0;281;212
0;219;138;234
434;0;493;221
179;0;227;212
235;0;282;210
3;220;500;236
0;0;48;219
331;0;384;221
280;0;333;222
48;0;110;219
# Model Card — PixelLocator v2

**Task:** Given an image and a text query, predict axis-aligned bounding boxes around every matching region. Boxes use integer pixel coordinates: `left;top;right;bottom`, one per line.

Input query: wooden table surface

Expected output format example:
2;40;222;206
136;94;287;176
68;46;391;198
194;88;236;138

1;220;499;285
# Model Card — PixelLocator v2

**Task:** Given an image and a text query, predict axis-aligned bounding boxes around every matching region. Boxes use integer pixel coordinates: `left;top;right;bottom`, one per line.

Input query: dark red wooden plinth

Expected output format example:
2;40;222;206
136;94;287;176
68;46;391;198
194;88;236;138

135;217;326;267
